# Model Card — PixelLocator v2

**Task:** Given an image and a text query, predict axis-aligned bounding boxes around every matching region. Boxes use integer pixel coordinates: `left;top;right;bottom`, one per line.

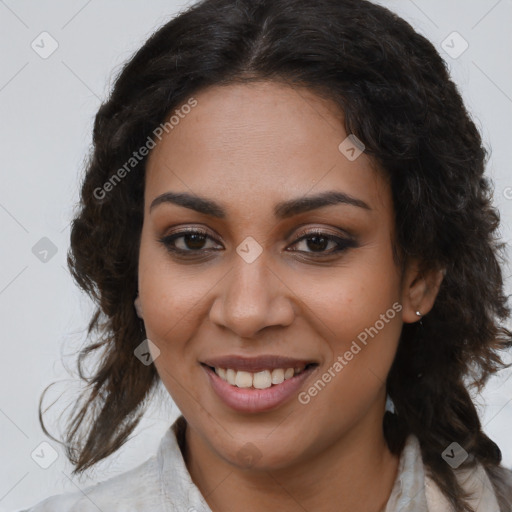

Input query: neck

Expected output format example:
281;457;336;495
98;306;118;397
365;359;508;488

183;410;401;512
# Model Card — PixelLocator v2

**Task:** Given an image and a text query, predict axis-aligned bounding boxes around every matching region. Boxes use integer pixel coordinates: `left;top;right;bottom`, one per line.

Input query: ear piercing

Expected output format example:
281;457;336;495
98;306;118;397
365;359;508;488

415;310;422;317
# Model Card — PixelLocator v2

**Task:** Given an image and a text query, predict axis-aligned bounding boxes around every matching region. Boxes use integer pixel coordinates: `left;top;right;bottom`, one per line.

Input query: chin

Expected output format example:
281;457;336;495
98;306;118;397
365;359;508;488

212;431;308;471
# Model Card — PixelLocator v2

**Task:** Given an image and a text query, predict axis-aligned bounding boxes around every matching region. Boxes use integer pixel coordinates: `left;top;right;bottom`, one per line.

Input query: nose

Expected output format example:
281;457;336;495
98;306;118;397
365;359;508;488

209;253;295;338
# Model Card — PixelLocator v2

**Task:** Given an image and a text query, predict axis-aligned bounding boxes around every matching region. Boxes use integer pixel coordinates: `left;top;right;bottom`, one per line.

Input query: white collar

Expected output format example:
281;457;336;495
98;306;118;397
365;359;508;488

158;416;499;512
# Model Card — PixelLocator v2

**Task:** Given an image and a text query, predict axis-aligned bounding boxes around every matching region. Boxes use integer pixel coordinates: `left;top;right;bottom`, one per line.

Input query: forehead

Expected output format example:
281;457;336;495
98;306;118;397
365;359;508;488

144;81;390;217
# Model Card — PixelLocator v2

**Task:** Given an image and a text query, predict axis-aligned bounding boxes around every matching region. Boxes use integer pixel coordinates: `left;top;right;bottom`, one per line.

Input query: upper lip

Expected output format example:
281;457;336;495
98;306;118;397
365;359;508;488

201;355;318;373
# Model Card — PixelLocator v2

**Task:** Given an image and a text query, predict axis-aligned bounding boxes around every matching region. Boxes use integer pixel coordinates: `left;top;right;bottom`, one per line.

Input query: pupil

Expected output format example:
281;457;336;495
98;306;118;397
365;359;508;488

307;235;328;252
185;233;206;250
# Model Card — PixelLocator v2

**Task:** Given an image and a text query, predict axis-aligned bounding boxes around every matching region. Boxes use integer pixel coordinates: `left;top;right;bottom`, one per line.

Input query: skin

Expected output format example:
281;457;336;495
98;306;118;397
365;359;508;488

135;81;444;511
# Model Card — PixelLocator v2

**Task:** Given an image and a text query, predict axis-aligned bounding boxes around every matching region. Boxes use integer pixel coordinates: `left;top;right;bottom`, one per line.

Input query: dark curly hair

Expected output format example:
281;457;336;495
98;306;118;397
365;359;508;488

39;0;512;510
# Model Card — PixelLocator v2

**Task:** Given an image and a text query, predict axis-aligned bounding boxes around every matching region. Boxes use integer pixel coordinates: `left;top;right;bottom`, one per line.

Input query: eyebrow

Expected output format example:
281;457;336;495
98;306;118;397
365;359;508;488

149;190;371;218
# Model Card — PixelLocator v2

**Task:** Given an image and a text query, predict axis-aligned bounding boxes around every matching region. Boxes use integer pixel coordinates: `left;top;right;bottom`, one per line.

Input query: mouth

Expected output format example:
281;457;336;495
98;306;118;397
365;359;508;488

201;363;317;389
200;355;319;413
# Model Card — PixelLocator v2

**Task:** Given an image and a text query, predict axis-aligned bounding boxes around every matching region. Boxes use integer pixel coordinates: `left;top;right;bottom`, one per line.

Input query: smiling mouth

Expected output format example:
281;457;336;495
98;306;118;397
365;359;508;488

202;363;318;390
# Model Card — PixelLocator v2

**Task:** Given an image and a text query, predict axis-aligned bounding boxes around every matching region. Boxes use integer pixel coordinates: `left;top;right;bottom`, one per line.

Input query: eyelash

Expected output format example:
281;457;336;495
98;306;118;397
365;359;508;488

157;227;357;259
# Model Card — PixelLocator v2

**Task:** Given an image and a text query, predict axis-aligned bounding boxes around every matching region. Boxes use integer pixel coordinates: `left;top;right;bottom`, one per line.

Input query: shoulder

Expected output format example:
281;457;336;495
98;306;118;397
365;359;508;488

425;460;512;512
487;464;512;509
16;418;196;512
18;453;163;512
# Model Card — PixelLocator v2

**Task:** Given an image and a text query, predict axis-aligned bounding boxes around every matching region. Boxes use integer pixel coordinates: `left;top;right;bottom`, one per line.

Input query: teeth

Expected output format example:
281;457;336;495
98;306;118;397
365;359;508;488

235;371;253;388
284;368;295;379
271;368;284;385
226;368;236;386
253;370;272;389
214;366;306;389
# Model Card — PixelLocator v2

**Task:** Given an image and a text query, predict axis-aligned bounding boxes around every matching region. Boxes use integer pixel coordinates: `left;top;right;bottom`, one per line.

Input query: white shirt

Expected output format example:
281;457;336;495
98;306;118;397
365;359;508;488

16;416;501;512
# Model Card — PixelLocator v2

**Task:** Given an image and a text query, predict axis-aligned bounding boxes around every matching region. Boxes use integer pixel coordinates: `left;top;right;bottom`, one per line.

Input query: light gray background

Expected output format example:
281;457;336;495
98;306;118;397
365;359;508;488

1;1;511;510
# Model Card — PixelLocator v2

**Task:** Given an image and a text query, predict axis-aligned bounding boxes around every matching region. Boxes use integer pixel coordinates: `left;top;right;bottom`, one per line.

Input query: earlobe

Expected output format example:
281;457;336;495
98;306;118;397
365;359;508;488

401;263;445;324
134;296;144;318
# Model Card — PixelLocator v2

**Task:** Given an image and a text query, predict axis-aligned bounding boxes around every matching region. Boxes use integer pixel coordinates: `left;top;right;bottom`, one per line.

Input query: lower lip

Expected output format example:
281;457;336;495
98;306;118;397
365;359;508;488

201;364;318;413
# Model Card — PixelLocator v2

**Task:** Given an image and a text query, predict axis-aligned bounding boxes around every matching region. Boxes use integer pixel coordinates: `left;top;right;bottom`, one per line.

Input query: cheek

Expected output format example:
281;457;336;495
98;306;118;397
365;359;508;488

140;273;198;340
137;236;209;343
293;254;401;350
292;247;403;401
137;243;207;408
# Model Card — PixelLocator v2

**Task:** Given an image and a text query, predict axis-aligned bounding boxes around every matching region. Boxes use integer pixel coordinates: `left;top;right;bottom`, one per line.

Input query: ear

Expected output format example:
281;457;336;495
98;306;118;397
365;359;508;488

134;295;144;318
401;259;445;324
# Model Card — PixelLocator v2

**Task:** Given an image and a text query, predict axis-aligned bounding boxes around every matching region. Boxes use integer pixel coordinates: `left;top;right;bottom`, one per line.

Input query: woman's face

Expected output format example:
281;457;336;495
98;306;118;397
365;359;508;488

137;80;420;470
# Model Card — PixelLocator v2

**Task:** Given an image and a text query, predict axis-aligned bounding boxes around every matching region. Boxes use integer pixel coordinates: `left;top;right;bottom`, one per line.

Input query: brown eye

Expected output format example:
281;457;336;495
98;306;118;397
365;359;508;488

158;228;222;254
289;230;357;256
297;234;334;252
175;232;208;250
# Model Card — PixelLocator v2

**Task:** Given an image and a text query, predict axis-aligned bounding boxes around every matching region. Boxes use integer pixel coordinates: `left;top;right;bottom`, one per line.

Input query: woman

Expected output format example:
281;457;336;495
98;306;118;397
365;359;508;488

20;0;512;510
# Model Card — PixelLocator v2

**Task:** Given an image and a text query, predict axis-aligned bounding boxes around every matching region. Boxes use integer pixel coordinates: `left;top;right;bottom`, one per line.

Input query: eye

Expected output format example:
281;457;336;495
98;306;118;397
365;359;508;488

158;228;222;255
288;229;357;256
157;226;357;259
